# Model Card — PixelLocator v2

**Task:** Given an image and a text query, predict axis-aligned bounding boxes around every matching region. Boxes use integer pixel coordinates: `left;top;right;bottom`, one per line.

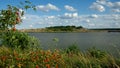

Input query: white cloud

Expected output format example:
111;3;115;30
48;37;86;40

64;5;77;12
106;2;114;7
29;25;33;28
112;2;120;9
90;14;98;18
88;23;96;27
96;0;108;5
73;13;78;17
36;22;43;25
90;2;105;12
90;0;120;13
84;19;90;23
17;14;120;29
111;9;120;13
111;14;120;20
47;16;55;19
36;3;60;12
60;13;78;19
107;2;120;13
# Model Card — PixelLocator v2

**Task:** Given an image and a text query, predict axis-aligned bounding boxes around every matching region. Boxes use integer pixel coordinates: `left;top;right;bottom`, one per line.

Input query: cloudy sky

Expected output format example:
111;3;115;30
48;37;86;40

0;0;120;29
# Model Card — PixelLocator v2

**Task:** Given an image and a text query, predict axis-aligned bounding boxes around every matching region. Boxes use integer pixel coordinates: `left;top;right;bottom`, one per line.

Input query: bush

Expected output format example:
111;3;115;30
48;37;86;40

65;44;80;54
87;47;107;59
1;30;39;50
0;47;64;68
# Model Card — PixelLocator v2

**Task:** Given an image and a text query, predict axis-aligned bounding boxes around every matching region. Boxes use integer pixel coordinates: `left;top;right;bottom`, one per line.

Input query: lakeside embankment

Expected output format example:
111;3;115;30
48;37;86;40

18;26;120;33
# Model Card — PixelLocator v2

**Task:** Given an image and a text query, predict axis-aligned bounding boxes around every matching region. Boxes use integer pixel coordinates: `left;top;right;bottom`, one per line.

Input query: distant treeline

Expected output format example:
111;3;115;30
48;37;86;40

90;28;120;32
46;25;83;31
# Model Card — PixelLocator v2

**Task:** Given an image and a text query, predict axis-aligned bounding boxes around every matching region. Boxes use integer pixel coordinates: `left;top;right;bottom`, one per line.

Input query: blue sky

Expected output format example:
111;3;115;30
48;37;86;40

0;0;120;29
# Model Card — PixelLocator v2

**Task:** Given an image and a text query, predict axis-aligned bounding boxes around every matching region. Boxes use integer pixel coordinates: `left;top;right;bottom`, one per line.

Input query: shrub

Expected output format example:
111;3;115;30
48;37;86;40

0;47;64;68
65;44;80;55
87;47;107;59
1;30;39;50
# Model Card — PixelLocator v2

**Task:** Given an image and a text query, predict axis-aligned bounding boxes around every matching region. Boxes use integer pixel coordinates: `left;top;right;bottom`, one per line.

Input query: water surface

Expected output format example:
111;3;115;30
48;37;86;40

29;32;120;53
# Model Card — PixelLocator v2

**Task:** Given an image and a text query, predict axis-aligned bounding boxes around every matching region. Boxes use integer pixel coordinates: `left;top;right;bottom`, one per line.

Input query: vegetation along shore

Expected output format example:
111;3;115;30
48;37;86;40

0;0;120;68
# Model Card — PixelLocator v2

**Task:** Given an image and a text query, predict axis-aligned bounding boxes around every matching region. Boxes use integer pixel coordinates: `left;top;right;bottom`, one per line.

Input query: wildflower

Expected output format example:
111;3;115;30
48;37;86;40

12;27;16;31
56;64;58;68
16;11;19;15
1;56;7;62
44;58;50;63
30;52;35;55
46;50;51;55
16;17;20;22
36;65;39;68
17;63;22;68
46;64;50;68
35;56;39;60
16;58;21;61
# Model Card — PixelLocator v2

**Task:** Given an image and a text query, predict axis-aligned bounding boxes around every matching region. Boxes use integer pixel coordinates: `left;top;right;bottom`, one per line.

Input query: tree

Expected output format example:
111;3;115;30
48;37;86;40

0;0;39;49
0;0;36;31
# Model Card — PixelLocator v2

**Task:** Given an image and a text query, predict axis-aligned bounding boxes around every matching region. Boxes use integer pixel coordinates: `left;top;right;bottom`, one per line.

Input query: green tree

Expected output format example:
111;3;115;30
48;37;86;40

0;0;39;50
0;0;36;31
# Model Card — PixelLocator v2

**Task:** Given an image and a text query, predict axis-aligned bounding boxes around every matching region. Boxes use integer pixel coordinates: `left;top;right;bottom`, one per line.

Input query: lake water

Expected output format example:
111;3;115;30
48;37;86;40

29;32;120;53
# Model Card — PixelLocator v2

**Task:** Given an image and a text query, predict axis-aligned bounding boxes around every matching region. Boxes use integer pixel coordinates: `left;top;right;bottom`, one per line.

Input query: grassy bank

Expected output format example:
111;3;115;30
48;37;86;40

0;45;120;68
19;26;108;33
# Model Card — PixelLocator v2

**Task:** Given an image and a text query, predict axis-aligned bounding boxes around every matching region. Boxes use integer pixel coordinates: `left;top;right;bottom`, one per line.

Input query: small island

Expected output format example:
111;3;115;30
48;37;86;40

19;25;112;32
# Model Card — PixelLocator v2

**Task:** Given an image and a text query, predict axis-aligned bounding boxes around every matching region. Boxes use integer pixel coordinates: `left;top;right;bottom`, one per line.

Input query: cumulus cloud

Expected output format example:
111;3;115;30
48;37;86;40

90;14;98;18
64;5;77;12
60;13;78;19
106;2;114;7
17;14;120;29
90;0;120;13
36;22;43;25
29;25;33;28
106;2;120;13
112;2;120;9
111;14;120;20
84;19;90;23
89;2;105;12
88;23;96;27
96;0;108;5
36;3;60;12
111;9;120;13
47;16;55;19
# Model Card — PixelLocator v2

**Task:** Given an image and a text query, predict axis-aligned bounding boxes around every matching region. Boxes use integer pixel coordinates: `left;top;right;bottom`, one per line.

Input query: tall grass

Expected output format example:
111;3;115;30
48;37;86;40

0;45;120;68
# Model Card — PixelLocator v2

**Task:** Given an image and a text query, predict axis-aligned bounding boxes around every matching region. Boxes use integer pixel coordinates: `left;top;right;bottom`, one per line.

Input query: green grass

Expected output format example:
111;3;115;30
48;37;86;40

0;45;120;68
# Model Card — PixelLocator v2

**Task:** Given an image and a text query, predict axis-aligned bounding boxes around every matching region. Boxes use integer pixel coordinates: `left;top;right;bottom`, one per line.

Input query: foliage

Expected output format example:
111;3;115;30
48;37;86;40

0;47;64;68
63;46;120;68
0;0;120;68
87;47;107;59
1;30;39;50
46;25;83;32
0;1;35;31
0;0;38;49
64;44;80;55
0;46;120;68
